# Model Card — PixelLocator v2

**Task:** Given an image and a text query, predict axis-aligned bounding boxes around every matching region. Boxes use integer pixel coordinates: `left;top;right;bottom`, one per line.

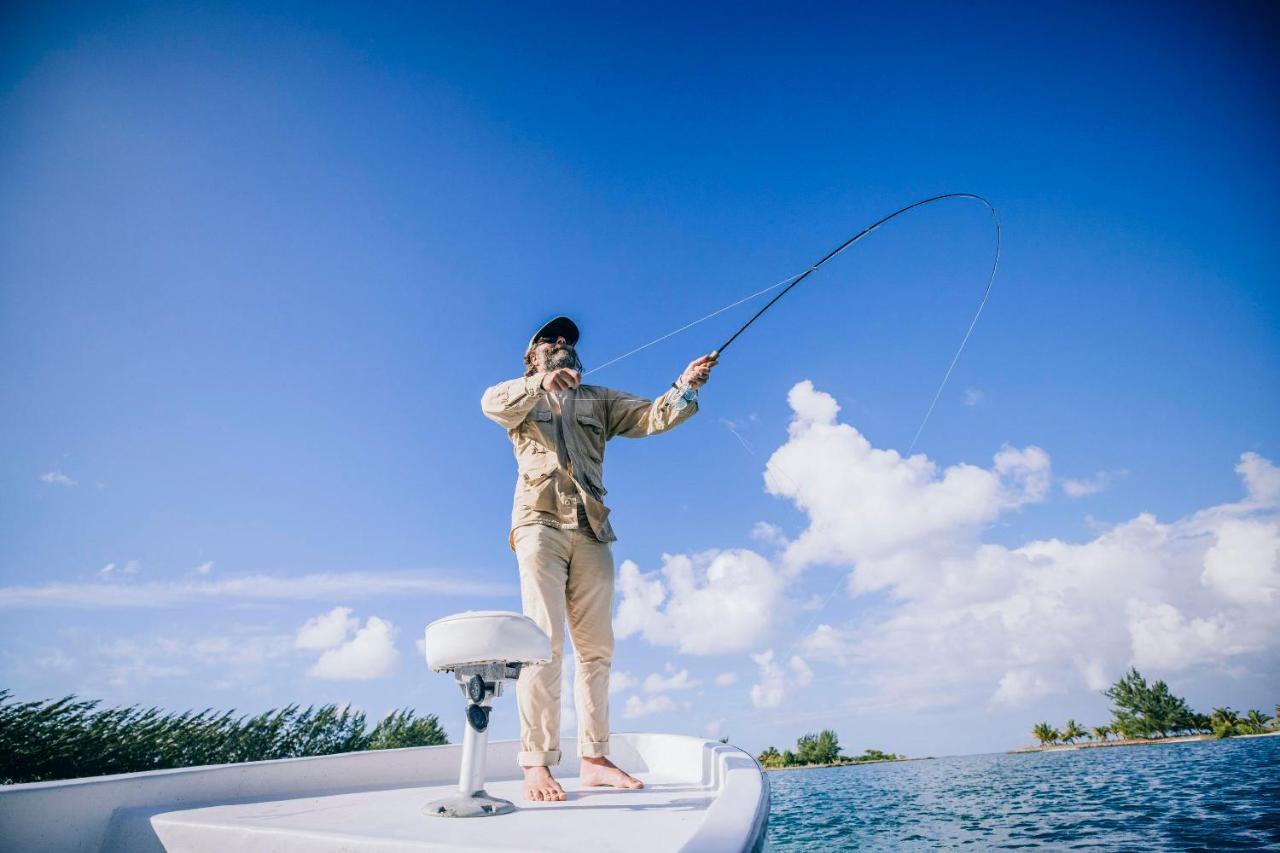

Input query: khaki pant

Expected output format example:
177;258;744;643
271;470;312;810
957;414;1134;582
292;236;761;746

512;523;614;767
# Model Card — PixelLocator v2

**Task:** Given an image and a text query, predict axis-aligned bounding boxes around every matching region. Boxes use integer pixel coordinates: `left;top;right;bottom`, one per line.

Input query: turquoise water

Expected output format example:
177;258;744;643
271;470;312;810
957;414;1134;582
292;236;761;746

766;736;1280;850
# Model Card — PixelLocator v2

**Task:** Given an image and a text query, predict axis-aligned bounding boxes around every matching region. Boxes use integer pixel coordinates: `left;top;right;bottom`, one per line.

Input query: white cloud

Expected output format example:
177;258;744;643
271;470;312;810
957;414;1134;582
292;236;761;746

765;381;1049;584
714;672;738;687
749;650;813;709
614;549;785;655
1201;518;1280;604
295;606;358;650
97;560;140;579
749;522;787;547
0;571;515;609
621;694;677;719
642;664;701;693
1239;451;1280;505
40;471;76;486
704;719;724;739
193;561;214;576
1063;475;1108;497
609;670;637;694
616;381;1280;717
962;388;984;407
1063;470;1125;498
306;616;400;680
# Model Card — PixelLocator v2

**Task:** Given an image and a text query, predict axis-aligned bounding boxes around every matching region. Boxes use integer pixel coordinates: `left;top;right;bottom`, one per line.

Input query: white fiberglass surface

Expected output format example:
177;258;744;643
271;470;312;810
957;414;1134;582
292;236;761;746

151;773;715;853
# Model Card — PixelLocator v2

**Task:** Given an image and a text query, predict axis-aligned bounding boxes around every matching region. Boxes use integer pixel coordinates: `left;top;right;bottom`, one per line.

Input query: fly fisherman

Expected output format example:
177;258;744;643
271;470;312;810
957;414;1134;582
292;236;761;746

481;316;716;802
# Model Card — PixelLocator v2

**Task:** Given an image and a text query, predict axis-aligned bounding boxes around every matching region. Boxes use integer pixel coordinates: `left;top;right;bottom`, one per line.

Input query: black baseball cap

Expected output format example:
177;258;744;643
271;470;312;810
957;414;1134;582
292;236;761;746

528;315;580;350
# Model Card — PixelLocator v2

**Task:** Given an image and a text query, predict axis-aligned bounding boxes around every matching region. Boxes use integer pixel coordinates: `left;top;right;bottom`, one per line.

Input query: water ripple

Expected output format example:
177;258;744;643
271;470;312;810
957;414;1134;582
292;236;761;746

767;736;1280;850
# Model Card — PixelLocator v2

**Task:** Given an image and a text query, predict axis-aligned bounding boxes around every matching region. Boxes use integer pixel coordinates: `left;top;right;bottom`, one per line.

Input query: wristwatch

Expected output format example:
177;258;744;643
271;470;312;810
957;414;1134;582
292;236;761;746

670;381;698;404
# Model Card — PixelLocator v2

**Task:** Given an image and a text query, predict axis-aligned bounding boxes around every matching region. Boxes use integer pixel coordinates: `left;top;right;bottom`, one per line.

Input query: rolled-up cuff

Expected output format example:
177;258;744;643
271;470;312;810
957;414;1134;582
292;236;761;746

579;739;610;758
518;749;562;767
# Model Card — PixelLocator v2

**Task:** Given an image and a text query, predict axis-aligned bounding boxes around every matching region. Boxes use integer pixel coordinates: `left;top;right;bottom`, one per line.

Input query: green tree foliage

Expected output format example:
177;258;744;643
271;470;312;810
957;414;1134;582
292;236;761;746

0;690;447;784
1061;719;1087;744
1210;707;1241;738
1090;725;1110;741
782;750;797;767
757;746;784;768
1103;668;1197;738
1032;722;1060;745
794;729;841;766
1243;710;1272;735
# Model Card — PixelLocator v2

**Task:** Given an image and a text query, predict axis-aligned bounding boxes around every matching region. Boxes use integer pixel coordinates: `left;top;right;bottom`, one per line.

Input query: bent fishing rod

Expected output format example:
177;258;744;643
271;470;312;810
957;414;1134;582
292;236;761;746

581;192;1000;452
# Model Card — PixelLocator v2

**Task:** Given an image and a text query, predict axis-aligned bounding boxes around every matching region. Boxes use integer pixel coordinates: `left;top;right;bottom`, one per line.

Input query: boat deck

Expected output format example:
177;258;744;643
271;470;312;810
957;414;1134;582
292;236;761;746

152;773;713;852
0;734;768;852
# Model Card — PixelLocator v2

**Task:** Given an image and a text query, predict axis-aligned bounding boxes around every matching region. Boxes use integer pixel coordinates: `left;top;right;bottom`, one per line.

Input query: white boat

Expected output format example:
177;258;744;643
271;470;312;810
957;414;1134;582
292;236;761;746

0;612;770;852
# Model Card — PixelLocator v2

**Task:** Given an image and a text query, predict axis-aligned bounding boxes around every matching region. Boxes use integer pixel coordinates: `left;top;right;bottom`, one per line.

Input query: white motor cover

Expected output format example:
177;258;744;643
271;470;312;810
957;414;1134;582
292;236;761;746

424;610;551;672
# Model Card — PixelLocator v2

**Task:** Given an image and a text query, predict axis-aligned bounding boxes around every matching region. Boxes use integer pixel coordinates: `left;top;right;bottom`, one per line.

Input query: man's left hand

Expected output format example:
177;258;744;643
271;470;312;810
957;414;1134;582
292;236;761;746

680;352;718;390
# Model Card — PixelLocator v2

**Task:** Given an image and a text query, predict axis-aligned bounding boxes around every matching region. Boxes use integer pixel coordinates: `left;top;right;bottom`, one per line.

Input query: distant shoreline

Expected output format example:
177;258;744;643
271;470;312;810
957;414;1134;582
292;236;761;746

764;756;931;772
1009;730;1280;754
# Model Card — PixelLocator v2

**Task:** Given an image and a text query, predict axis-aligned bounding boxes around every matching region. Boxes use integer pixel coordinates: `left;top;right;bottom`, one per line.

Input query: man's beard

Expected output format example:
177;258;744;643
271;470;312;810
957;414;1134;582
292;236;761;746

542;345;583;373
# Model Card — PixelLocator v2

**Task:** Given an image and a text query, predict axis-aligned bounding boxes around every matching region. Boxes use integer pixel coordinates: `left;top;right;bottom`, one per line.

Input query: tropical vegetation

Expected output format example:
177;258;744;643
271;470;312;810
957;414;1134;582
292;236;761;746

1027;669;1277;748
756;729;902;768
0;689;447;785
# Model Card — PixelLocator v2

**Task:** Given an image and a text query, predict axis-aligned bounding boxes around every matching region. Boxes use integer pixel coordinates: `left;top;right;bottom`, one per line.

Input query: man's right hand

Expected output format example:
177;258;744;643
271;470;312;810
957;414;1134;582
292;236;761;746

540;369;581;392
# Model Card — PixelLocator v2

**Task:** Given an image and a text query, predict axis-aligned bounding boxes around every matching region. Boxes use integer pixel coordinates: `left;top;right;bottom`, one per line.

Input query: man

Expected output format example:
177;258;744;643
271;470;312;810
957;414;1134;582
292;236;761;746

481;315;715;802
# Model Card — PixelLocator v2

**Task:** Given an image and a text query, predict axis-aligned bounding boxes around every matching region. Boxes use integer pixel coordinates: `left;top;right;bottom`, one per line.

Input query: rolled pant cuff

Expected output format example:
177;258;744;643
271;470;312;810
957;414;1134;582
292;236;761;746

518;749;562;767
579;740;610;758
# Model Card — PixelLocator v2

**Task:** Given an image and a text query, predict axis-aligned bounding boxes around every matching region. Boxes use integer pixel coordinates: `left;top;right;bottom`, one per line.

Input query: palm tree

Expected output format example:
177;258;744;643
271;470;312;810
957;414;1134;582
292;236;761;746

1061;719;1087;744
1244;710;1272;735
1210;707;1240;738
1032;722;1060;745
757;746;783;768
1091;725;1110;742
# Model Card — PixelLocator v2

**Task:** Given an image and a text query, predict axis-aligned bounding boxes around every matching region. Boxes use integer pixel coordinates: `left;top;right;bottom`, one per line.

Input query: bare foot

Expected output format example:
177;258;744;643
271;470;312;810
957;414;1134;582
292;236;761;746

522;765;567;802
579;756;644;789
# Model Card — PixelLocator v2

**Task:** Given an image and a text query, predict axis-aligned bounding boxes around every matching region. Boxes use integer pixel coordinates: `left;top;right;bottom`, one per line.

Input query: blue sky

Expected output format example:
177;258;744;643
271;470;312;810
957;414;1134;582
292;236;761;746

2;1;1277;758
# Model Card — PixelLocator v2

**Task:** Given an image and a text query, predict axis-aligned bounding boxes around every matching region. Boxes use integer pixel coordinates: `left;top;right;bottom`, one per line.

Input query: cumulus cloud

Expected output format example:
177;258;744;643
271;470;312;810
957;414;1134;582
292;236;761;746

765;381;1050;586
614;549;784;655
714;672;738;687
295;606;358;650
1239;452;1280;505
193;561;214;576
749;650;813;709
642;664;701;693
617;380;1280;716
40;471;76;486
609;670;637;694
306;616;400;680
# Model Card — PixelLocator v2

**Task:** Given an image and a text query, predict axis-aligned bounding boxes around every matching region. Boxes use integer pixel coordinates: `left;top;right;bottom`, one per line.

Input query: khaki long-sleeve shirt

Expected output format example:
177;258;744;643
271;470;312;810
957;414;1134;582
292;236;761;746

481;374;699;547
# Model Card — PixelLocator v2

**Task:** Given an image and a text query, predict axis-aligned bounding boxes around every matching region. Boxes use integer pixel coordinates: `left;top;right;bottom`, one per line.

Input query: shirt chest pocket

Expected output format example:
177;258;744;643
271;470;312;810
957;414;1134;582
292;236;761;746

575;413;606;469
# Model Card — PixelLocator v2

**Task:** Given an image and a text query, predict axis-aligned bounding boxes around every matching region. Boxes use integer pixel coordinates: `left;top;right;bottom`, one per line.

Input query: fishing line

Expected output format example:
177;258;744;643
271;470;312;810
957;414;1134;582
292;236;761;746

576;193;1002;671
582;192;1000;454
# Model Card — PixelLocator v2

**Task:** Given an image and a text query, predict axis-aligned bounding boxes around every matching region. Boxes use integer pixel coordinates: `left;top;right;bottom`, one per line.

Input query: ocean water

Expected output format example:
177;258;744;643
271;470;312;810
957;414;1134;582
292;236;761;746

766;735;1280;850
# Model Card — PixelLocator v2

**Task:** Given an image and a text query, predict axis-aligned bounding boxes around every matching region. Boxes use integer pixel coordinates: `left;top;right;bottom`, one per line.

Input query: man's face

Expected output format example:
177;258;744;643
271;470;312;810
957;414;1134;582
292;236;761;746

534;335;582;372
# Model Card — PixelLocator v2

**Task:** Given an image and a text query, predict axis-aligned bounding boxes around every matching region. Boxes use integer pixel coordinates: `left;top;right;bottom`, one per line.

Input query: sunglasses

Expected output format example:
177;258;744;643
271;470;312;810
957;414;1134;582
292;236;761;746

535;336;572;346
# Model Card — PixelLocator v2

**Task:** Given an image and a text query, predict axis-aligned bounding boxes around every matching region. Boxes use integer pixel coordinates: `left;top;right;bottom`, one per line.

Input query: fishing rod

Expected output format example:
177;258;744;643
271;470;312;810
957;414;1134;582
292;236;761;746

580;192;1000;452
711;192;999;363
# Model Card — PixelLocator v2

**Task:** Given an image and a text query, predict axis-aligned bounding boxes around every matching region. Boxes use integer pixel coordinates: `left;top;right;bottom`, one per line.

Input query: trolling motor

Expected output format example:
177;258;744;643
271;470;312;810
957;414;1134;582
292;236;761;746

422;610;551;818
